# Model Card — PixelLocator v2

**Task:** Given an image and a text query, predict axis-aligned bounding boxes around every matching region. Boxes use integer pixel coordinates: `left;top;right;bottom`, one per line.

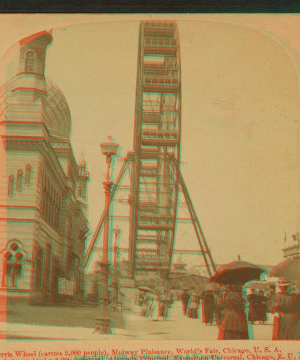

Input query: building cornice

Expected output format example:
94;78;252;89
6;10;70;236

11;87;46;95
0;205;38;209
0;218;35;222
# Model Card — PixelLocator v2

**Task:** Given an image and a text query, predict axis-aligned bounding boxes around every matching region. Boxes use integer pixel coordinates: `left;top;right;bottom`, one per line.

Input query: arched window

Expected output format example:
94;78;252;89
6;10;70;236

25;164;32;185
16;170;24;192
25;51;35;73
2;242;26;289
8;175;15;197
77;186;83;198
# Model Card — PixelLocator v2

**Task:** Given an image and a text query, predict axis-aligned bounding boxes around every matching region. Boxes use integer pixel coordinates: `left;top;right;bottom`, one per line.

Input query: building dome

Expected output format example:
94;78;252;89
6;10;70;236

44;78;71;139
0;75;71;139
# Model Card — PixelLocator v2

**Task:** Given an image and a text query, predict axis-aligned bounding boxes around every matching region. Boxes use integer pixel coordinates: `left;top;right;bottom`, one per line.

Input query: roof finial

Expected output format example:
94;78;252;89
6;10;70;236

78;150;86;167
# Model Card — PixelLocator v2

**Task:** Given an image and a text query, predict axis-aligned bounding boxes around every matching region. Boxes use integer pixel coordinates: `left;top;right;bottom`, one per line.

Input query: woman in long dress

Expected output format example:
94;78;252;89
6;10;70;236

207;290;216;325
150;291;161;321
181;289;190;316
216;290;226;325
256;289;268;324
160;289;174;320
201;290;210;324
187;291;200;319
219;284;249;340
145;291;153;317
247;288;260;324
140;291;148;316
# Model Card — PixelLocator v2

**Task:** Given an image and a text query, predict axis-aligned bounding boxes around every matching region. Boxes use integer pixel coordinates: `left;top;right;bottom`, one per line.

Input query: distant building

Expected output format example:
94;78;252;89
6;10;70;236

282;233;300;259
0;31;90;302
85;258;183;296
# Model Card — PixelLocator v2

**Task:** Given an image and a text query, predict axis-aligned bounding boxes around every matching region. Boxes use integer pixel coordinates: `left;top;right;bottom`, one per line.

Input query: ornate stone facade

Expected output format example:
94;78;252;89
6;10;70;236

0;31;90;302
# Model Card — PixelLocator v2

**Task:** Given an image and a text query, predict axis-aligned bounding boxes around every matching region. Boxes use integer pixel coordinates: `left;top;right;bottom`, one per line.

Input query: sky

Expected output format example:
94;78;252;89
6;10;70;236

0;14;299;271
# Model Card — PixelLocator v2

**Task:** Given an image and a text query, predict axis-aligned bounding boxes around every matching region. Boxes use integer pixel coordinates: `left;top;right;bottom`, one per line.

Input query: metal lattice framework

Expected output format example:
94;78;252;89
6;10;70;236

129;21;182;277
85;21;217;280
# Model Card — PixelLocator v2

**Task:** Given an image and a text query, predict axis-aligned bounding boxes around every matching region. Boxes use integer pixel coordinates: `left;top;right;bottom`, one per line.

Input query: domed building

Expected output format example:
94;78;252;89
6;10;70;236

0;30;90;303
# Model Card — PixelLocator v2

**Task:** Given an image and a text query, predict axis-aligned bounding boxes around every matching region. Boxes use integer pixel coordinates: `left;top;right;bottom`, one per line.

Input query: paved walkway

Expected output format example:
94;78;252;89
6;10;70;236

1;322;134;341
1;301;274;340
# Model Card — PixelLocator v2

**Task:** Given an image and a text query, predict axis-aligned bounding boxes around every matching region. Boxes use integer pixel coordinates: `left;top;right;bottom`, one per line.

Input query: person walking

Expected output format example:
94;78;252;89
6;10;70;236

247;288;259;324
215;290;226;326
150;290;160;321
187;290;200;319
219;284;249;340
207;290;216;325
159;289;168;320
201;290;215;324
256;289;268;324
140;291;148;316
159;288;173;320
181;289;190;316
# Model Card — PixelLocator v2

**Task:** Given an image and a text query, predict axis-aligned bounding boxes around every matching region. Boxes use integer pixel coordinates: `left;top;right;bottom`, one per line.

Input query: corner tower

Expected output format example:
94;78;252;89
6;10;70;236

18;31;53;77
8;31;53;105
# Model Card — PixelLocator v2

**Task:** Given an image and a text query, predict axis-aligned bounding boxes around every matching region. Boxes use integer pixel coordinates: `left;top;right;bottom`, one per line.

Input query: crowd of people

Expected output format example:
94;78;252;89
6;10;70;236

180;281;300;340
182;288;222;324
133;281;300;340
136;288;175;321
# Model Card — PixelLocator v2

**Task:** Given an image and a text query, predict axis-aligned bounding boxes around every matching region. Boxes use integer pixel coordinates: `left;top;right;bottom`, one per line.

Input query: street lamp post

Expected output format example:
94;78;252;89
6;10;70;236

113;227;121;308
99;136;119;308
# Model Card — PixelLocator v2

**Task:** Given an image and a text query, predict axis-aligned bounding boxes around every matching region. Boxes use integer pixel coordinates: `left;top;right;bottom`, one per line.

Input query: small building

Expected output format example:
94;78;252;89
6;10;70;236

282;233;300;259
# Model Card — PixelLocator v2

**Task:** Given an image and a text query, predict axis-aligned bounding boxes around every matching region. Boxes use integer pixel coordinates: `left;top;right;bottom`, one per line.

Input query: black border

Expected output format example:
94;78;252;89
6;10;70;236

0;0;300;13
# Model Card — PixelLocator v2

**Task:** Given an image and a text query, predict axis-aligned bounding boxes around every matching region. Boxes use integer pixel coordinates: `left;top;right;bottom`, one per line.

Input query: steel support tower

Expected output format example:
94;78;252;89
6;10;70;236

85;21;217;280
